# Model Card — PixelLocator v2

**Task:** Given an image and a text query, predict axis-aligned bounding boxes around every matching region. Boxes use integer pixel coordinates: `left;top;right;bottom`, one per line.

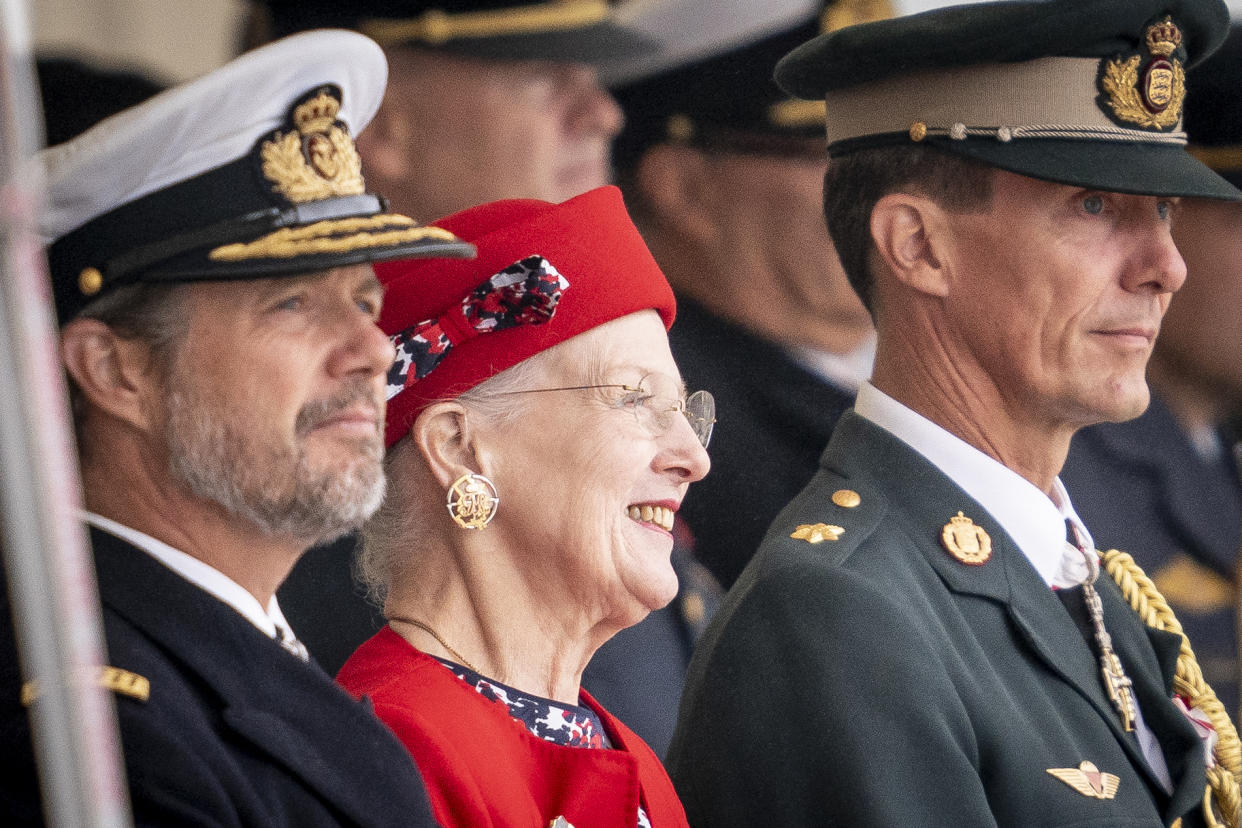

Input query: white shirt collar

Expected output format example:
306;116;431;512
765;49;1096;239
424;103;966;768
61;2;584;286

81;510;298;644
785;331;877;393
853;382;1093;587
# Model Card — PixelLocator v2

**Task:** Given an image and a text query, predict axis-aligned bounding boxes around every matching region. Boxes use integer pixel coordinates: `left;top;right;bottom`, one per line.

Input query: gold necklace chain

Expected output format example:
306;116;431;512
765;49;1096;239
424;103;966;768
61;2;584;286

388;615;479;674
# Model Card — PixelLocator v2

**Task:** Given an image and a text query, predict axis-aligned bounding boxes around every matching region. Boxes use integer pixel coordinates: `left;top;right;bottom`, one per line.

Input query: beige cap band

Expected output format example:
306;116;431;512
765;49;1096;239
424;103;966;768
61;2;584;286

824;56;1186;147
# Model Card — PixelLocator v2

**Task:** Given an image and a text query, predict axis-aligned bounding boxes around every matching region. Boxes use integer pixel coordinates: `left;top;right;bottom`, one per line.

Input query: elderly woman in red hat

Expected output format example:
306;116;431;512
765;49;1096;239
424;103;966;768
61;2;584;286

337;185;711;828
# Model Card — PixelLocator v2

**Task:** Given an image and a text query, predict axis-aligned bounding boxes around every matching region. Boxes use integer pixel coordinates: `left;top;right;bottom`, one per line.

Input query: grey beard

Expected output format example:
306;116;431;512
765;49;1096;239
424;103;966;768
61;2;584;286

164;381;385;546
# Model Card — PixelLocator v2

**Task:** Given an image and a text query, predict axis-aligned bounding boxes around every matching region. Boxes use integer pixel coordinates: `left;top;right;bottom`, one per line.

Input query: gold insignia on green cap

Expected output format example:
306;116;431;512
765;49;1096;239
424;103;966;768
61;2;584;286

1099;17;1185;132
260;89;365;204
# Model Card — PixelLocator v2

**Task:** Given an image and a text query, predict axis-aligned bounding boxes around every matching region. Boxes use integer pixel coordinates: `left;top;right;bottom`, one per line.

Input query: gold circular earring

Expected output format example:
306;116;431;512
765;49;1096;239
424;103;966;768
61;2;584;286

446;473;499;530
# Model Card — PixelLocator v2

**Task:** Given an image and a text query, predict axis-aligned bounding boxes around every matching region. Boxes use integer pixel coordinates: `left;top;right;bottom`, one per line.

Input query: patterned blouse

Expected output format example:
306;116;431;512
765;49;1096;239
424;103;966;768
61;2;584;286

434;657;653;828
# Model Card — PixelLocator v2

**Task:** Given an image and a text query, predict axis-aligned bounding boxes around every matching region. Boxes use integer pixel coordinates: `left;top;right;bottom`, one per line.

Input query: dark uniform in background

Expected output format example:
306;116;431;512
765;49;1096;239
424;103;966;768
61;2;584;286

669;1;1242;825
1064;398;1242;717
612;3;882;592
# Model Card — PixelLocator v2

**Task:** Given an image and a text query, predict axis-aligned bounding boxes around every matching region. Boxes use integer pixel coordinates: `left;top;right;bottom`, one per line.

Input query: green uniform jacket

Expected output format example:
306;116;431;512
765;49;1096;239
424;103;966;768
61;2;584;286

668;412;1208;827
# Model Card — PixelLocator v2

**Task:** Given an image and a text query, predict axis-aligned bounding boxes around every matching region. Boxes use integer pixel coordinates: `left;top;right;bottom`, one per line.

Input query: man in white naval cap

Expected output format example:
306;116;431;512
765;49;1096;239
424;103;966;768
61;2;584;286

0;29;473;826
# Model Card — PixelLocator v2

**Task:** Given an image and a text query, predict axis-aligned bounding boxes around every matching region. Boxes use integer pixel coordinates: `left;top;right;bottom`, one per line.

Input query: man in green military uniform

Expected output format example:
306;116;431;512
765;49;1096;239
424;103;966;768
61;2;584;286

667;1;1242;825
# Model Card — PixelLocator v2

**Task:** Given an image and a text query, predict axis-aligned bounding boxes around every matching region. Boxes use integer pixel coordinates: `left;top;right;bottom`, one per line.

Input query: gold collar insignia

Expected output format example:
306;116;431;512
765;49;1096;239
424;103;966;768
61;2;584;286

941;511;992;565
791;523;845;544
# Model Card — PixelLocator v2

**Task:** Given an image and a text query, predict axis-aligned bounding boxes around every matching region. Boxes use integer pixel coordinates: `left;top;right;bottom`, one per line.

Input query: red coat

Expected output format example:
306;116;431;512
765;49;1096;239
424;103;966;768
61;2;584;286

337;626;689;828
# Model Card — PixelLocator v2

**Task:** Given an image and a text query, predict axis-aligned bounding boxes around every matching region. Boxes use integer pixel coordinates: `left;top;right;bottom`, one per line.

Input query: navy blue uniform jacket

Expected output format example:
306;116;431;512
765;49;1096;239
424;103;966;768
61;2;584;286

669;413;1209;827
0;527;440;826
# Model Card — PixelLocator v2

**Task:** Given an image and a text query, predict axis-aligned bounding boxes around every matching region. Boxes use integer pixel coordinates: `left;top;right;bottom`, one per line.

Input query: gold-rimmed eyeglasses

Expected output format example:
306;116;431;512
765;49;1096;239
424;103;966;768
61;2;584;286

499;382;715;448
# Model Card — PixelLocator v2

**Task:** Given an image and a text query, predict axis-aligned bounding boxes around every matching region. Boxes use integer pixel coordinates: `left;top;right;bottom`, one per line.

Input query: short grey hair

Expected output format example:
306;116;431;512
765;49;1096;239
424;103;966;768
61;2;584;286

355;350;564;606
68;281;190;447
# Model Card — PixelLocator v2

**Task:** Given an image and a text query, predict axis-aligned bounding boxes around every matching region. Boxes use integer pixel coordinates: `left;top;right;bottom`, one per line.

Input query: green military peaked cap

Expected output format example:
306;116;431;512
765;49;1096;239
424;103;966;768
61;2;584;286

774;0;1242;199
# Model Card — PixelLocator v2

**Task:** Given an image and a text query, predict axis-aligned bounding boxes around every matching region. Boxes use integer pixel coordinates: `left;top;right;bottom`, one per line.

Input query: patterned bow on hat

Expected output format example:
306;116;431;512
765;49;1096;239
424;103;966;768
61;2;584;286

386;255;570;401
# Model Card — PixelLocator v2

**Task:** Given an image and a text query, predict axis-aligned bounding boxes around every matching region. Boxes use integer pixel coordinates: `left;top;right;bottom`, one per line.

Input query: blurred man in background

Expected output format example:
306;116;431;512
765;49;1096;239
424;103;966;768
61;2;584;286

251;0;643;222
612;1;882;591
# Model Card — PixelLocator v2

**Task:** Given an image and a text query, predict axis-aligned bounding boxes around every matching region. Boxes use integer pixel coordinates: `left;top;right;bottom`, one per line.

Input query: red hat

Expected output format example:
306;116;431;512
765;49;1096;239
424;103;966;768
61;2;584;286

378;185;676;448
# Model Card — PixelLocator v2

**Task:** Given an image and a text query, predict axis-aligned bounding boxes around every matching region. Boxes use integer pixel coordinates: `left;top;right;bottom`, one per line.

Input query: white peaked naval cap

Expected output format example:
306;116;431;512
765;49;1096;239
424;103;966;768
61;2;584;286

41;29;474;323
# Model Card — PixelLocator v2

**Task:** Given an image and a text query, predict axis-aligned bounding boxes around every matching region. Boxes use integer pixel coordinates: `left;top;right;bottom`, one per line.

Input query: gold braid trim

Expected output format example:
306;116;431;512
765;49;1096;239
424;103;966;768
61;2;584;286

209;218;460;262
1189;145;1242;173
1102;549;1242;828
360;0;608;47
767;99;827;130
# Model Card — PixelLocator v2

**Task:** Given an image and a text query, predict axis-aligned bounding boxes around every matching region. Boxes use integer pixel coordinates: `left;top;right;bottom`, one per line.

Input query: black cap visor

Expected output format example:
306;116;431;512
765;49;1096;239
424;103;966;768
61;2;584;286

913;134;1242;200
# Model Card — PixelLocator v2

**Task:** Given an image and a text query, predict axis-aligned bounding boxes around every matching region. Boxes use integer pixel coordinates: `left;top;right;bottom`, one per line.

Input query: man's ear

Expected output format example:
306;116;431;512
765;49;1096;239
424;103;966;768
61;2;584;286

870;193;951;298
635;143;720;246
411;402;488;490
60;318;162;432
355;94;410;186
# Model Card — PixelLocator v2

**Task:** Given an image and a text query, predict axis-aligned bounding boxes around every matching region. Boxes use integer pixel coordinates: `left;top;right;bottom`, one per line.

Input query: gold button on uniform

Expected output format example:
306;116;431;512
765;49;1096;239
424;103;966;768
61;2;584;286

78;267;103;296
832;489;861;508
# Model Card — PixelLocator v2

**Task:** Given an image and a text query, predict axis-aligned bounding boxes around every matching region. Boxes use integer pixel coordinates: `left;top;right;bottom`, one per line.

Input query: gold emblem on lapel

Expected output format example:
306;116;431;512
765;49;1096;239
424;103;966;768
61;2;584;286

260;87;366;203
941;512;991;565
792;523;845;544
1047;761;1120;800
1098;17;1185;131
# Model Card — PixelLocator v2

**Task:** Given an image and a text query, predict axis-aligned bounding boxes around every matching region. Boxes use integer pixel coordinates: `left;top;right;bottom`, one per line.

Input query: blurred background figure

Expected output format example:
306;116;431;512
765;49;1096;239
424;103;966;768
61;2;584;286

1060;23;1242;720
250;0;652;223
611;0;886;592
36;58;163;146
340;186;708;827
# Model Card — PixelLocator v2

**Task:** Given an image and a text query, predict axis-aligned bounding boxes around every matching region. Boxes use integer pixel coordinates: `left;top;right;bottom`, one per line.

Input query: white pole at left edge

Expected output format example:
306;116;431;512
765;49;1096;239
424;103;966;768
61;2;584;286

0;2;132;826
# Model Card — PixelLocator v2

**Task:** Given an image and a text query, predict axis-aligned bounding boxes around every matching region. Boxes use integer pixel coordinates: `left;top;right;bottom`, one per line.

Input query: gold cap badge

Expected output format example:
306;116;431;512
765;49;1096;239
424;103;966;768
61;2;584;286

792;523;844;544
1098;17;1185;131
1047;761;1120;800
940;511;992;565
259;86;366;204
